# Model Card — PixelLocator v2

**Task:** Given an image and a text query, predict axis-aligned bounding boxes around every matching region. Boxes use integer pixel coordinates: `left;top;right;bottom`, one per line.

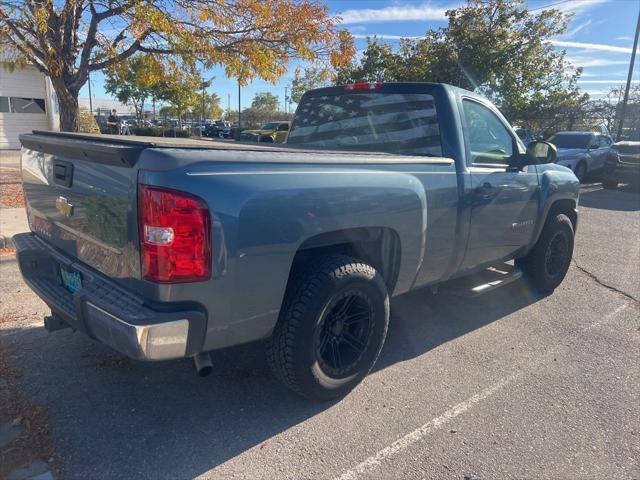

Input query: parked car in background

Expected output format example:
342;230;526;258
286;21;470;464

548;131;612;182
16;82;579;401
229;123;240;140
514;126;536;145
203;120;231;138
602;137;640;189
240;121;290;143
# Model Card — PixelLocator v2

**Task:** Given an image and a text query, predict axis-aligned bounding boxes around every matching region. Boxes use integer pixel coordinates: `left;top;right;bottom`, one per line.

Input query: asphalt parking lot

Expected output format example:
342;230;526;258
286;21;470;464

1;182;639;480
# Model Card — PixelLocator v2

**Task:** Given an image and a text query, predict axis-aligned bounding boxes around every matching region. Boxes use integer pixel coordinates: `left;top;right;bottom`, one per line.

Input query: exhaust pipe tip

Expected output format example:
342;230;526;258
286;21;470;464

193;352;213;377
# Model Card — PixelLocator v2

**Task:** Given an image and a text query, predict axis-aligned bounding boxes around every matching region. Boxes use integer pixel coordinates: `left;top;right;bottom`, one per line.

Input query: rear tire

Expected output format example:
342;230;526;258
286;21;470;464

517;213;574;294
267;255;389;401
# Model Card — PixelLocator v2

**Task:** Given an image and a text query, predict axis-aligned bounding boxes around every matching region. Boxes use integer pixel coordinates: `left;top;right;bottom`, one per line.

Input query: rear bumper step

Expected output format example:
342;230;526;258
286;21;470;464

14;233;206;360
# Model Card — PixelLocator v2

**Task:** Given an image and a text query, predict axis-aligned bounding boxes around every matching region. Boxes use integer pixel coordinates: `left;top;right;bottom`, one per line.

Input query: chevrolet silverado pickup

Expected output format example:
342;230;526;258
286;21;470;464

16;82;580;400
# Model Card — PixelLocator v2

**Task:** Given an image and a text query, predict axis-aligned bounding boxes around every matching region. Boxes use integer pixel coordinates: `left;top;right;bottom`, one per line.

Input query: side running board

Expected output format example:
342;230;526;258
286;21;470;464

439;264;523;298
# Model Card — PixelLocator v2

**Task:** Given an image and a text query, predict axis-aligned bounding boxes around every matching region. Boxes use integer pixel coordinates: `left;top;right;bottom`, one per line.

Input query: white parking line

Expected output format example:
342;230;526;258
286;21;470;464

335;373;520;480
584;304;630;330
335;301;633;480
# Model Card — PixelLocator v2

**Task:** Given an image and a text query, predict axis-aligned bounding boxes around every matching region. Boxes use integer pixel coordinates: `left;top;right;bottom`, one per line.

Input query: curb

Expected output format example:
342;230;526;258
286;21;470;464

0;235;15;249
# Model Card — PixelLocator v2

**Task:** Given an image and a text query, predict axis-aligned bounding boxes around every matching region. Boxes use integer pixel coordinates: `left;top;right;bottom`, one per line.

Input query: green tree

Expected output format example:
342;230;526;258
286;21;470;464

0;0;354;132
291;67;333;102
224;109;239;123
335;39;401;84
104;56;155;123
159;105;176;118
201;92;223;120
155;72;201;125
337;0;587;132
251;92;279;111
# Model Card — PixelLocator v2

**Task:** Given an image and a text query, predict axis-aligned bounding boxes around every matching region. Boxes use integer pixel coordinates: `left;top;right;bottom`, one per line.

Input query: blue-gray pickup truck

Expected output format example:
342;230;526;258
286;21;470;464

16;82;579;400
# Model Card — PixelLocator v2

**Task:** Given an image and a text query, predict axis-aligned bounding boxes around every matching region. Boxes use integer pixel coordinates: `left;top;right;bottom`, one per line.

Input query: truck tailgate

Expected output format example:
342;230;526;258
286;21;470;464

20;133;142;279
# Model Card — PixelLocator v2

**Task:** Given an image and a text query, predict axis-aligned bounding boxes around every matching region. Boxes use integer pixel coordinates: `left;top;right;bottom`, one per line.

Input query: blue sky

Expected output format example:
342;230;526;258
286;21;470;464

80;0;640;111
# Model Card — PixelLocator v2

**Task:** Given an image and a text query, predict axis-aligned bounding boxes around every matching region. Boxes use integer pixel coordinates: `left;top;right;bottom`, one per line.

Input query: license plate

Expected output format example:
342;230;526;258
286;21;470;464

60;267;82;293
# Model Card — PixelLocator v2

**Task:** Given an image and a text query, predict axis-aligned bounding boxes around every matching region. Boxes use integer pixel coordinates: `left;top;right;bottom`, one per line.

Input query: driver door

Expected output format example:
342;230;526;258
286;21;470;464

460;98;540;270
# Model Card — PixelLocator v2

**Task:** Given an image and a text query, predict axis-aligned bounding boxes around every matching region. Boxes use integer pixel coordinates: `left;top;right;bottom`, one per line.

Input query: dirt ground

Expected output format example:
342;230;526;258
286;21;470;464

0;166;24;208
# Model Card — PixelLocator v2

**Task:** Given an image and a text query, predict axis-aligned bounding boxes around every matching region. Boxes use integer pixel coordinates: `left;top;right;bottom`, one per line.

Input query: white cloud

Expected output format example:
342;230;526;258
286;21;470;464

338;0;606;26
350;36;636;57
563;19;592;39
349;25;368;34
578;79;639;84
568;57;630;67
551;0;608;14
616;36;633;41
550;39;636;53
351;34;422;40
338;4;449;24
581;89;609;96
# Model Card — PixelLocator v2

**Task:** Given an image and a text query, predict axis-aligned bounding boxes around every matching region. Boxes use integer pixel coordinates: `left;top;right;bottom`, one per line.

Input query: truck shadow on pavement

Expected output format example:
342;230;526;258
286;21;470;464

3;279;543;479
578;183;640;212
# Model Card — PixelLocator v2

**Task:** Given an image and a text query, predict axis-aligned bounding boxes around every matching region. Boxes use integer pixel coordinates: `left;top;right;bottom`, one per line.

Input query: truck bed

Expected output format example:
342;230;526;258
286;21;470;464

20;131;454;168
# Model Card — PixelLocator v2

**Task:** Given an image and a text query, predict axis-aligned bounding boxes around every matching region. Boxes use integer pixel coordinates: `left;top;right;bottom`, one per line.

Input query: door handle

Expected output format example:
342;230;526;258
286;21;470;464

475;182;493;193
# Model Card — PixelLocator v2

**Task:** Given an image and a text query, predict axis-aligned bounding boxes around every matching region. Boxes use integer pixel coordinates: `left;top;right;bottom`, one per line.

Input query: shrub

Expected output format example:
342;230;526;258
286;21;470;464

78;108;100;134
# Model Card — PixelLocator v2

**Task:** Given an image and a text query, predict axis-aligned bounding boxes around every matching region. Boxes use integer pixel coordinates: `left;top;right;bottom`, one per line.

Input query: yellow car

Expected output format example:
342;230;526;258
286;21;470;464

241;121;290;143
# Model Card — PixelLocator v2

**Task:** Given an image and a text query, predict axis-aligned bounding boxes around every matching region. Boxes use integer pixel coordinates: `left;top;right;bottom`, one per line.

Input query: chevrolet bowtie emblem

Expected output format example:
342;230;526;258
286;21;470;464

55;196;74;217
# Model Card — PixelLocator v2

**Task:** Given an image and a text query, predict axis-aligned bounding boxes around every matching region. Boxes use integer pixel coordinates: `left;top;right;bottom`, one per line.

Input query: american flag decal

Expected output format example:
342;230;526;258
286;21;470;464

288;93;442;156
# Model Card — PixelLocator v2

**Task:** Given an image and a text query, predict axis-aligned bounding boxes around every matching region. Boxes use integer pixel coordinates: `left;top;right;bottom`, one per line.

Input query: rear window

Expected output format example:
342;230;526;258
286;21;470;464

549;133;591;149
287;92;442;156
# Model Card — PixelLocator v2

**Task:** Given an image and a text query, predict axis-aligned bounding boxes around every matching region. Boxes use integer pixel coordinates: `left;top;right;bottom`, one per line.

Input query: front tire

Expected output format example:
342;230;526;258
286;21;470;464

267;255;389;401
517;214;574;293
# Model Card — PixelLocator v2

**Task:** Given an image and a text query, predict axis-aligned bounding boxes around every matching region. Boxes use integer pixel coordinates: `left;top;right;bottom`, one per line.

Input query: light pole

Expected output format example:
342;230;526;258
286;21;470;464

238;79;241;134
200;76;214;137
616;11;640;141
284;86;288;114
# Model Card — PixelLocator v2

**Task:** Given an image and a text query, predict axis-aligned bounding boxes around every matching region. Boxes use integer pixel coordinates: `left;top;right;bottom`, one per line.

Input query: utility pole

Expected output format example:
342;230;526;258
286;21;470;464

238;80;241;134
616;11;640;141
284;86;288;114
227;93;230;115
200;77;206;137
199;76;214;135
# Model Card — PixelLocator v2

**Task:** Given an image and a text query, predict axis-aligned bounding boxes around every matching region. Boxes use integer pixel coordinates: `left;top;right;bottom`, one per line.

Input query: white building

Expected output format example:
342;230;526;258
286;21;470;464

78;97;135;116
0;63;60;150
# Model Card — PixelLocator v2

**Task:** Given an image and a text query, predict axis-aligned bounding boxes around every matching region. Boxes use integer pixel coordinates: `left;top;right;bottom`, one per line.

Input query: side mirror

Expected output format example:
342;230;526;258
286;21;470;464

523;141;557;166
589;144;599;150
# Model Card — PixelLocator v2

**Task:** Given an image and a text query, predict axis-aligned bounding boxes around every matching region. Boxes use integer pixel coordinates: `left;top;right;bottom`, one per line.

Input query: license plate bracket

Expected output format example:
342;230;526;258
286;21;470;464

60;266;82;293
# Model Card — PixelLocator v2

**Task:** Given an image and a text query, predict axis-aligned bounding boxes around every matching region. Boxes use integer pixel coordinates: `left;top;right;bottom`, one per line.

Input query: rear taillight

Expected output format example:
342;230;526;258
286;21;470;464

138;185;211;283
344;81;383;91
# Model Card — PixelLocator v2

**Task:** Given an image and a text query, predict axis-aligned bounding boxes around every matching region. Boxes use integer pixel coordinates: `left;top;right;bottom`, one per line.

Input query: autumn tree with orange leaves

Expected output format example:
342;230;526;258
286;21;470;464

0;0;354;131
